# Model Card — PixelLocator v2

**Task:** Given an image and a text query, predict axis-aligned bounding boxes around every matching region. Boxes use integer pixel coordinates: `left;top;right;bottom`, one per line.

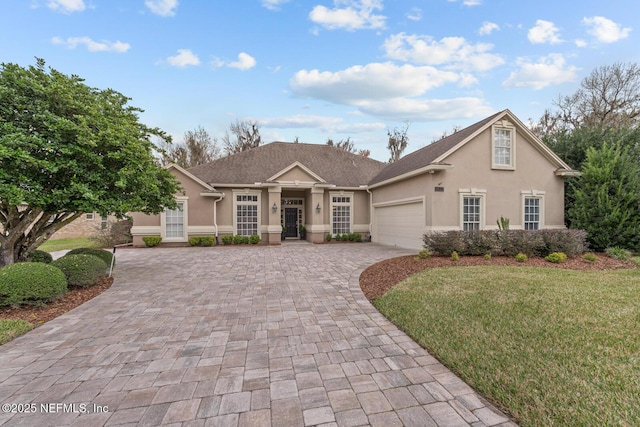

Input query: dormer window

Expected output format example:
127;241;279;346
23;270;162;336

492;123;515;169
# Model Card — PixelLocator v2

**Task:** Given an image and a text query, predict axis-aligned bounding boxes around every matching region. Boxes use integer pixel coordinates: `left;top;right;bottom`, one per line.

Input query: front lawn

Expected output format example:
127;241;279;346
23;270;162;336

39;237;99;252
373;266;640;427
0;319;33;345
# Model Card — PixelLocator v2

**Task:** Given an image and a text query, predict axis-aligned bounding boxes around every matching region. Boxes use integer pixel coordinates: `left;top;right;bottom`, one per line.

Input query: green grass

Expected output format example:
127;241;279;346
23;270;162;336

374;266;640;427
39;237;99;252
0;319;34;345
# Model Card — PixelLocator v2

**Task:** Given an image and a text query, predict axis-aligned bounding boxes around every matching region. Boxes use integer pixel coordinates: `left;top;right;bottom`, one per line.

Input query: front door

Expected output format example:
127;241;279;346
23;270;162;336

285;208;298;238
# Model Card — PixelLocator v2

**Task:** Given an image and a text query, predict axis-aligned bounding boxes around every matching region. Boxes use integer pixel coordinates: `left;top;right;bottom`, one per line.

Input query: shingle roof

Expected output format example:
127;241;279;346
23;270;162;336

188;142;387;187
368;110;505;185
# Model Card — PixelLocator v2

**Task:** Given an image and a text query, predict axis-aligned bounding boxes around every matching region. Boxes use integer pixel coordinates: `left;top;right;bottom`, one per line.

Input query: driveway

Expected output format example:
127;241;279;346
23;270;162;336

0;244;514;426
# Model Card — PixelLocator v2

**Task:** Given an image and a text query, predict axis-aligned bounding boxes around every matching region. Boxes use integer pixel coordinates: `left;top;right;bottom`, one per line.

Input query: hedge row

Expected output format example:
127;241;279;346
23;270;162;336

0;248;111;307
423;229;588;258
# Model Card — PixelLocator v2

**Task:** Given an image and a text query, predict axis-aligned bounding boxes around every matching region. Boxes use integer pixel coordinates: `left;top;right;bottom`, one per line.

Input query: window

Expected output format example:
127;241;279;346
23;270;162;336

234;192;260;236
165;204;184;238
523;197;540;230
86;212;94;220
100;216;108;230
492;125;515;169
462;197;481;231
331;194;352;235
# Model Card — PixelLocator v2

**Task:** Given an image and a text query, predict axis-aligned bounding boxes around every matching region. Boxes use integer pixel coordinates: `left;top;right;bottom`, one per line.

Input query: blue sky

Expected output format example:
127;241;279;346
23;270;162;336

2;1;638;161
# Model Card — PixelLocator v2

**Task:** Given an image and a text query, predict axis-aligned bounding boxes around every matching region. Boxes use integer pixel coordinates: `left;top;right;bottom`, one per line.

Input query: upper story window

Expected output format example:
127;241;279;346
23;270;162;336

492;123;515;170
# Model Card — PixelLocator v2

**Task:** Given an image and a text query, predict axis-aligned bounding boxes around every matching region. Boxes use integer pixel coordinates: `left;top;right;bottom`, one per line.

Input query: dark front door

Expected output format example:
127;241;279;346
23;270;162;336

285;208;298;238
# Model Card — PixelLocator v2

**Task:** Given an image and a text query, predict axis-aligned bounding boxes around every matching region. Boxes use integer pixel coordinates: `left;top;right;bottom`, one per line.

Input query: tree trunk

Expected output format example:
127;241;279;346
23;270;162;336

0;239;16;268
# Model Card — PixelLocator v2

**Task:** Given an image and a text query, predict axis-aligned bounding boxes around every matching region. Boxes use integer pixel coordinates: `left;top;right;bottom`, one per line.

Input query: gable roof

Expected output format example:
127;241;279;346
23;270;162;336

188;142;387;187
368;109;576;186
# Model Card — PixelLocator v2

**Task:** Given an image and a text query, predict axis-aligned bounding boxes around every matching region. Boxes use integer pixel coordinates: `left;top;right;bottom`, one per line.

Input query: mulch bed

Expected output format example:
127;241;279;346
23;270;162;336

359;253;637;301
0;276;114;326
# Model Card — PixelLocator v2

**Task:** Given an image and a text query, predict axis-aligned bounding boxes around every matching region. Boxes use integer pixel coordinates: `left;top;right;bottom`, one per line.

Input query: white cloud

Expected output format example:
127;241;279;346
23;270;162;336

166;49;200;67
309;0;386;31
583;16;631;43
145;0;178;17
502;54;578;90
447;0;482;6
260;114;385;133
47;0;85;13
261;0;290;10
212;52;257;71
51;36;130;53
358;97;494;121
575;39;587;48
528;20;562;44
228;52;257;70
382;33;504;71
407;7;422;22
478;21;499;35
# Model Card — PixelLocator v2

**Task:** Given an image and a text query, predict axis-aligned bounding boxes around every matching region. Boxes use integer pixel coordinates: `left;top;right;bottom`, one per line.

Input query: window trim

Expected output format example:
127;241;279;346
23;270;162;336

491;123;516;170
330;191;353;236
86;212;95;221
161;196;188;242
458;189;487;231
233;189;262;237
521;190;545;230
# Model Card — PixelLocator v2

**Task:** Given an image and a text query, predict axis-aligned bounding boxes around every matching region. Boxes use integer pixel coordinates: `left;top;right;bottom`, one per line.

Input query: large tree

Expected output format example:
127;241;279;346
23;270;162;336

222;120;261;155
0;59;181;266
160;126;220;168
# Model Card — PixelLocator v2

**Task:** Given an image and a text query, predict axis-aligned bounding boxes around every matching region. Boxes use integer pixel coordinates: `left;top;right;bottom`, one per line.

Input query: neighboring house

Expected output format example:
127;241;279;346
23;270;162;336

51;213;114;240
130;110;579;250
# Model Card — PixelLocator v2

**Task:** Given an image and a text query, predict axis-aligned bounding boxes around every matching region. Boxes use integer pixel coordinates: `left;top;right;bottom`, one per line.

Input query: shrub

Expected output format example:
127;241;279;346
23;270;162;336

189;236;215;247
51;254;108;287
142;236;162;247
417;249;431;259
515;253;528;262
463;231;499;256
545;252;568;263
423;231;465;255
67;248;115;267
0;262;67;307
352;233;362;242
221;235;233;245
540;229;588;257
233;235;250;245
335;233;342;241
605;247;631;261
498;230;545;257
250;234;260;245
451;251;459;261
26;250;53;264
325;233;332;242
484;253;492;260
582;252;598;263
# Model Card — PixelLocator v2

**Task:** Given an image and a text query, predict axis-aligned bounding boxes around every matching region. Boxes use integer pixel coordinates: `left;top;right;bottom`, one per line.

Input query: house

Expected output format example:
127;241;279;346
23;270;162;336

51;213;114;240
130;109;578;250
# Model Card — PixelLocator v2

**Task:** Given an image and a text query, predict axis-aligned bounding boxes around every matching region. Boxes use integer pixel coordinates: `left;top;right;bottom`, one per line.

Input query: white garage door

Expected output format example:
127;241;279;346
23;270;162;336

373;201;425;250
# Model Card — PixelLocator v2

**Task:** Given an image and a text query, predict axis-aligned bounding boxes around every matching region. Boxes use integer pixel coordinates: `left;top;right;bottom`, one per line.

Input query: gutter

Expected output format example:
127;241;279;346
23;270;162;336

365;186;373;241
213;192;225;242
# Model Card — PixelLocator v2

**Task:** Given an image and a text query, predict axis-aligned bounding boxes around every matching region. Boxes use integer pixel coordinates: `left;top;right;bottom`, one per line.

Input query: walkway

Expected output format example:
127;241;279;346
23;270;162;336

0;244;515;426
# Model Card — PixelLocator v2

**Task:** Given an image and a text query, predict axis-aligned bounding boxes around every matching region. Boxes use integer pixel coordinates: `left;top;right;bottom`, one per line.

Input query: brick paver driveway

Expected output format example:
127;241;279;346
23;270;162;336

0;243;514;426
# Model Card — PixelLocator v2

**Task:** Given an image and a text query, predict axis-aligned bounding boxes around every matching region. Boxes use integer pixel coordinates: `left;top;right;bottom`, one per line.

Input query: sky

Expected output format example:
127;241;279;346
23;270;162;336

2;0;639;162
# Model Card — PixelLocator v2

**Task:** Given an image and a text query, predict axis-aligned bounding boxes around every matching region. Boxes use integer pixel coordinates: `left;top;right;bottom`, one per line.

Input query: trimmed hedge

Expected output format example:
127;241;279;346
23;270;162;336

0;262;67;307
189;236;216;246
67;248;114;267
423;229;588;258
51;254;108;287
26;250;53;264
142;236;162;247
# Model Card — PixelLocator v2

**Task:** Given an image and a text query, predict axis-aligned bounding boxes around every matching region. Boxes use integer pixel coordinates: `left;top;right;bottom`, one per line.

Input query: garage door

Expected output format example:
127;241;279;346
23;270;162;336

373;201;425;250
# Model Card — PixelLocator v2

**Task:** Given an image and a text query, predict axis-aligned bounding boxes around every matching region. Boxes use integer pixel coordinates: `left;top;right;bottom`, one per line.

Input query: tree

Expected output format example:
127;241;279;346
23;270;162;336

325;137;370;157
387;122;410;162
0;59;181;266
161;126;220;168
222;120;261;155
568;142;640;251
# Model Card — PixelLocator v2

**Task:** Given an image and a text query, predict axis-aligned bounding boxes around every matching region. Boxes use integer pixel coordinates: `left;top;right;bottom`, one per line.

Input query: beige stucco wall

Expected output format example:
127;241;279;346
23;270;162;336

277;167;318;182
372;127;566;230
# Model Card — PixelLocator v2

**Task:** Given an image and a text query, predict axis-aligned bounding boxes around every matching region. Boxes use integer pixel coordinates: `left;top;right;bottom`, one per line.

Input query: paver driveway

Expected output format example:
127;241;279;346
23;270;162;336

0;243;514;426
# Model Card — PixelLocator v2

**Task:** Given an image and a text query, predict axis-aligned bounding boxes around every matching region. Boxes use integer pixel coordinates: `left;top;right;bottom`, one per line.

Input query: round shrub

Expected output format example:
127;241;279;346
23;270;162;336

417;249;431;259
26;250;53;264
451;251;460;261
515;253;528;262
545;252;567;263
67;248;114;267
142;236;162;247
51;254;108;287
250;234;260;245
221;235;233;245
0;262;67;307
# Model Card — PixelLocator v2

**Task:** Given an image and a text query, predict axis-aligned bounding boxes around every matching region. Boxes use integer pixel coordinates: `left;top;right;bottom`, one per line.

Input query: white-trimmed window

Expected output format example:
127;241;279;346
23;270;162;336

522;191;545;230
162;197;188;241
330;193;353;235
459;190;486;231
86;212;94;220
233;190;261;236
492;124;515;169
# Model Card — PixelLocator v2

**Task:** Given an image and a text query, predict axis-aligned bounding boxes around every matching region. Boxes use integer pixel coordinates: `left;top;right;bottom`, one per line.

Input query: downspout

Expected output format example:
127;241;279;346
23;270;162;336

366;187;373;242
213;192;225;245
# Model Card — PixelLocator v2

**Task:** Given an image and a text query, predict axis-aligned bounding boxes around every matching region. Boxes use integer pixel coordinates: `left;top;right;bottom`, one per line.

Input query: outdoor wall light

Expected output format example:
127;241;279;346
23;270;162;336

316;203;321;213
272;203;277;213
